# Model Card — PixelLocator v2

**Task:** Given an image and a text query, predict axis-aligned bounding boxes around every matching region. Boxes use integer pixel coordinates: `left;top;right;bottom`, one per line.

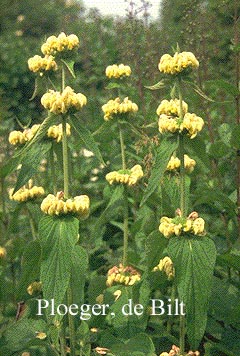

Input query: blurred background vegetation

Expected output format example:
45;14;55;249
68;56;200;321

0;0;240;354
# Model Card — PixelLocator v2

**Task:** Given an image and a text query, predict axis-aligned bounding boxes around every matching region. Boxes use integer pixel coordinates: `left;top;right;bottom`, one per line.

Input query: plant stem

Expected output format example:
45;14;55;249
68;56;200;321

118;122;129;266
179;134;186;216
178;78;186;217
119;122;126;170
67;285;76;356
122;185;129;267
26;204;38;240
179;314;185;355
61;66;75;356
167;284;176;334
178;77;186;354
49;146;57;195
62;118;69;199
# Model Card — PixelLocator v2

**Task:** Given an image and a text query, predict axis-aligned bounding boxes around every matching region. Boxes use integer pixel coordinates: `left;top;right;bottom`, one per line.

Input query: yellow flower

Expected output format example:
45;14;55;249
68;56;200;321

102;97;138;121
28;55;58;74
166;156;181;171
41;192;90;219
41;86;87;114
41;32;79;56
8;124;40;146
0;247;7;259
9;185;45;203
180;113;204;139
35;332;47;340
156;99;188;117
47;123;71;142
192;218;205;235
158;114;179;134
166;154;196;173
27;281;42;295
105;64;131;78
106;264;141;287
159;213;205;238
153;256;175;280
105;165;143;186
159;51;199;75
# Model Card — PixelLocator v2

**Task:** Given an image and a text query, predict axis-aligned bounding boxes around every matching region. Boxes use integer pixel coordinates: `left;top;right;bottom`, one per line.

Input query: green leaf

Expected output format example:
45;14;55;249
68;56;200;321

167;236;216;349
206;79;239;97
144;230;168;272
217;252;240;271
110;333;156;356
94;185;124;232
69;115;105;165
13;141;51;193
105;82;121;90
141;137;178;206
61;58;76;78
1;318;47;354
71;245;88;305
1;114;58;178
29;75;41;100
145;79;166;90
39;215;79;319
231;123;240;149
17;240;41;300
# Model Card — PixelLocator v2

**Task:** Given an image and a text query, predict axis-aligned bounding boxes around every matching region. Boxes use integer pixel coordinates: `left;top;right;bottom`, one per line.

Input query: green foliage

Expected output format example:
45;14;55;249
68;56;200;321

39;215;79;320
167;236;217;349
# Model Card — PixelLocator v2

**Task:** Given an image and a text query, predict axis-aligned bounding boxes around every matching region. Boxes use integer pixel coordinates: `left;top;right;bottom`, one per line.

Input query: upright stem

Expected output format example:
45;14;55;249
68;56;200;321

178;77;186;354
61;66;75;356
118;122;129;266
179;314;185;355
49;146;57;195
178;78;186;217
119;123;127;170
122;186;129;267
179;134;186;217
62;118;69;199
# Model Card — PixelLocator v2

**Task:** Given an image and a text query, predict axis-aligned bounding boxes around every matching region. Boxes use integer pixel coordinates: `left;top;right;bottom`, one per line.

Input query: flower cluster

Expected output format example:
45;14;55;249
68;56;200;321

9;124;40;145
105;165;143;186
41;86;87;114
28;55;58;74
158;51;199;75
166;154;196;173
159;211;205;238
47;123;71;142
102;97;138;121
156;98;188;117
41;32;79;56
9;184;45;203
0;247;7;259
106;264;141;287
153;256;175;280
158;112;204;139
41;191;90;219
105;64;131;78
27;281;42;296
8;123;71;145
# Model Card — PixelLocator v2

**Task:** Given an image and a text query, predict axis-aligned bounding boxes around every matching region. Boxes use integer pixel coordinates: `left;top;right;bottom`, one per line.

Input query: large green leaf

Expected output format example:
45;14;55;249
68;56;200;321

69;115;105;165
17;240;41;300
141;137;178;206
110;333;156;356
71;245;88;305
39;215;79;319
167;236;216;349
144;230;168;272
13;141;51;193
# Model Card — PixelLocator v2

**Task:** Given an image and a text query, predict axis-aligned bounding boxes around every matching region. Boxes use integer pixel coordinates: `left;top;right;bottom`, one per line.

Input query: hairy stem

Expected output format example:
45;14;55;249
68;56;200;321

118;122;129;266
61;66;75;356
178;78;186;217
49;146;57;195
119;123;127;170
